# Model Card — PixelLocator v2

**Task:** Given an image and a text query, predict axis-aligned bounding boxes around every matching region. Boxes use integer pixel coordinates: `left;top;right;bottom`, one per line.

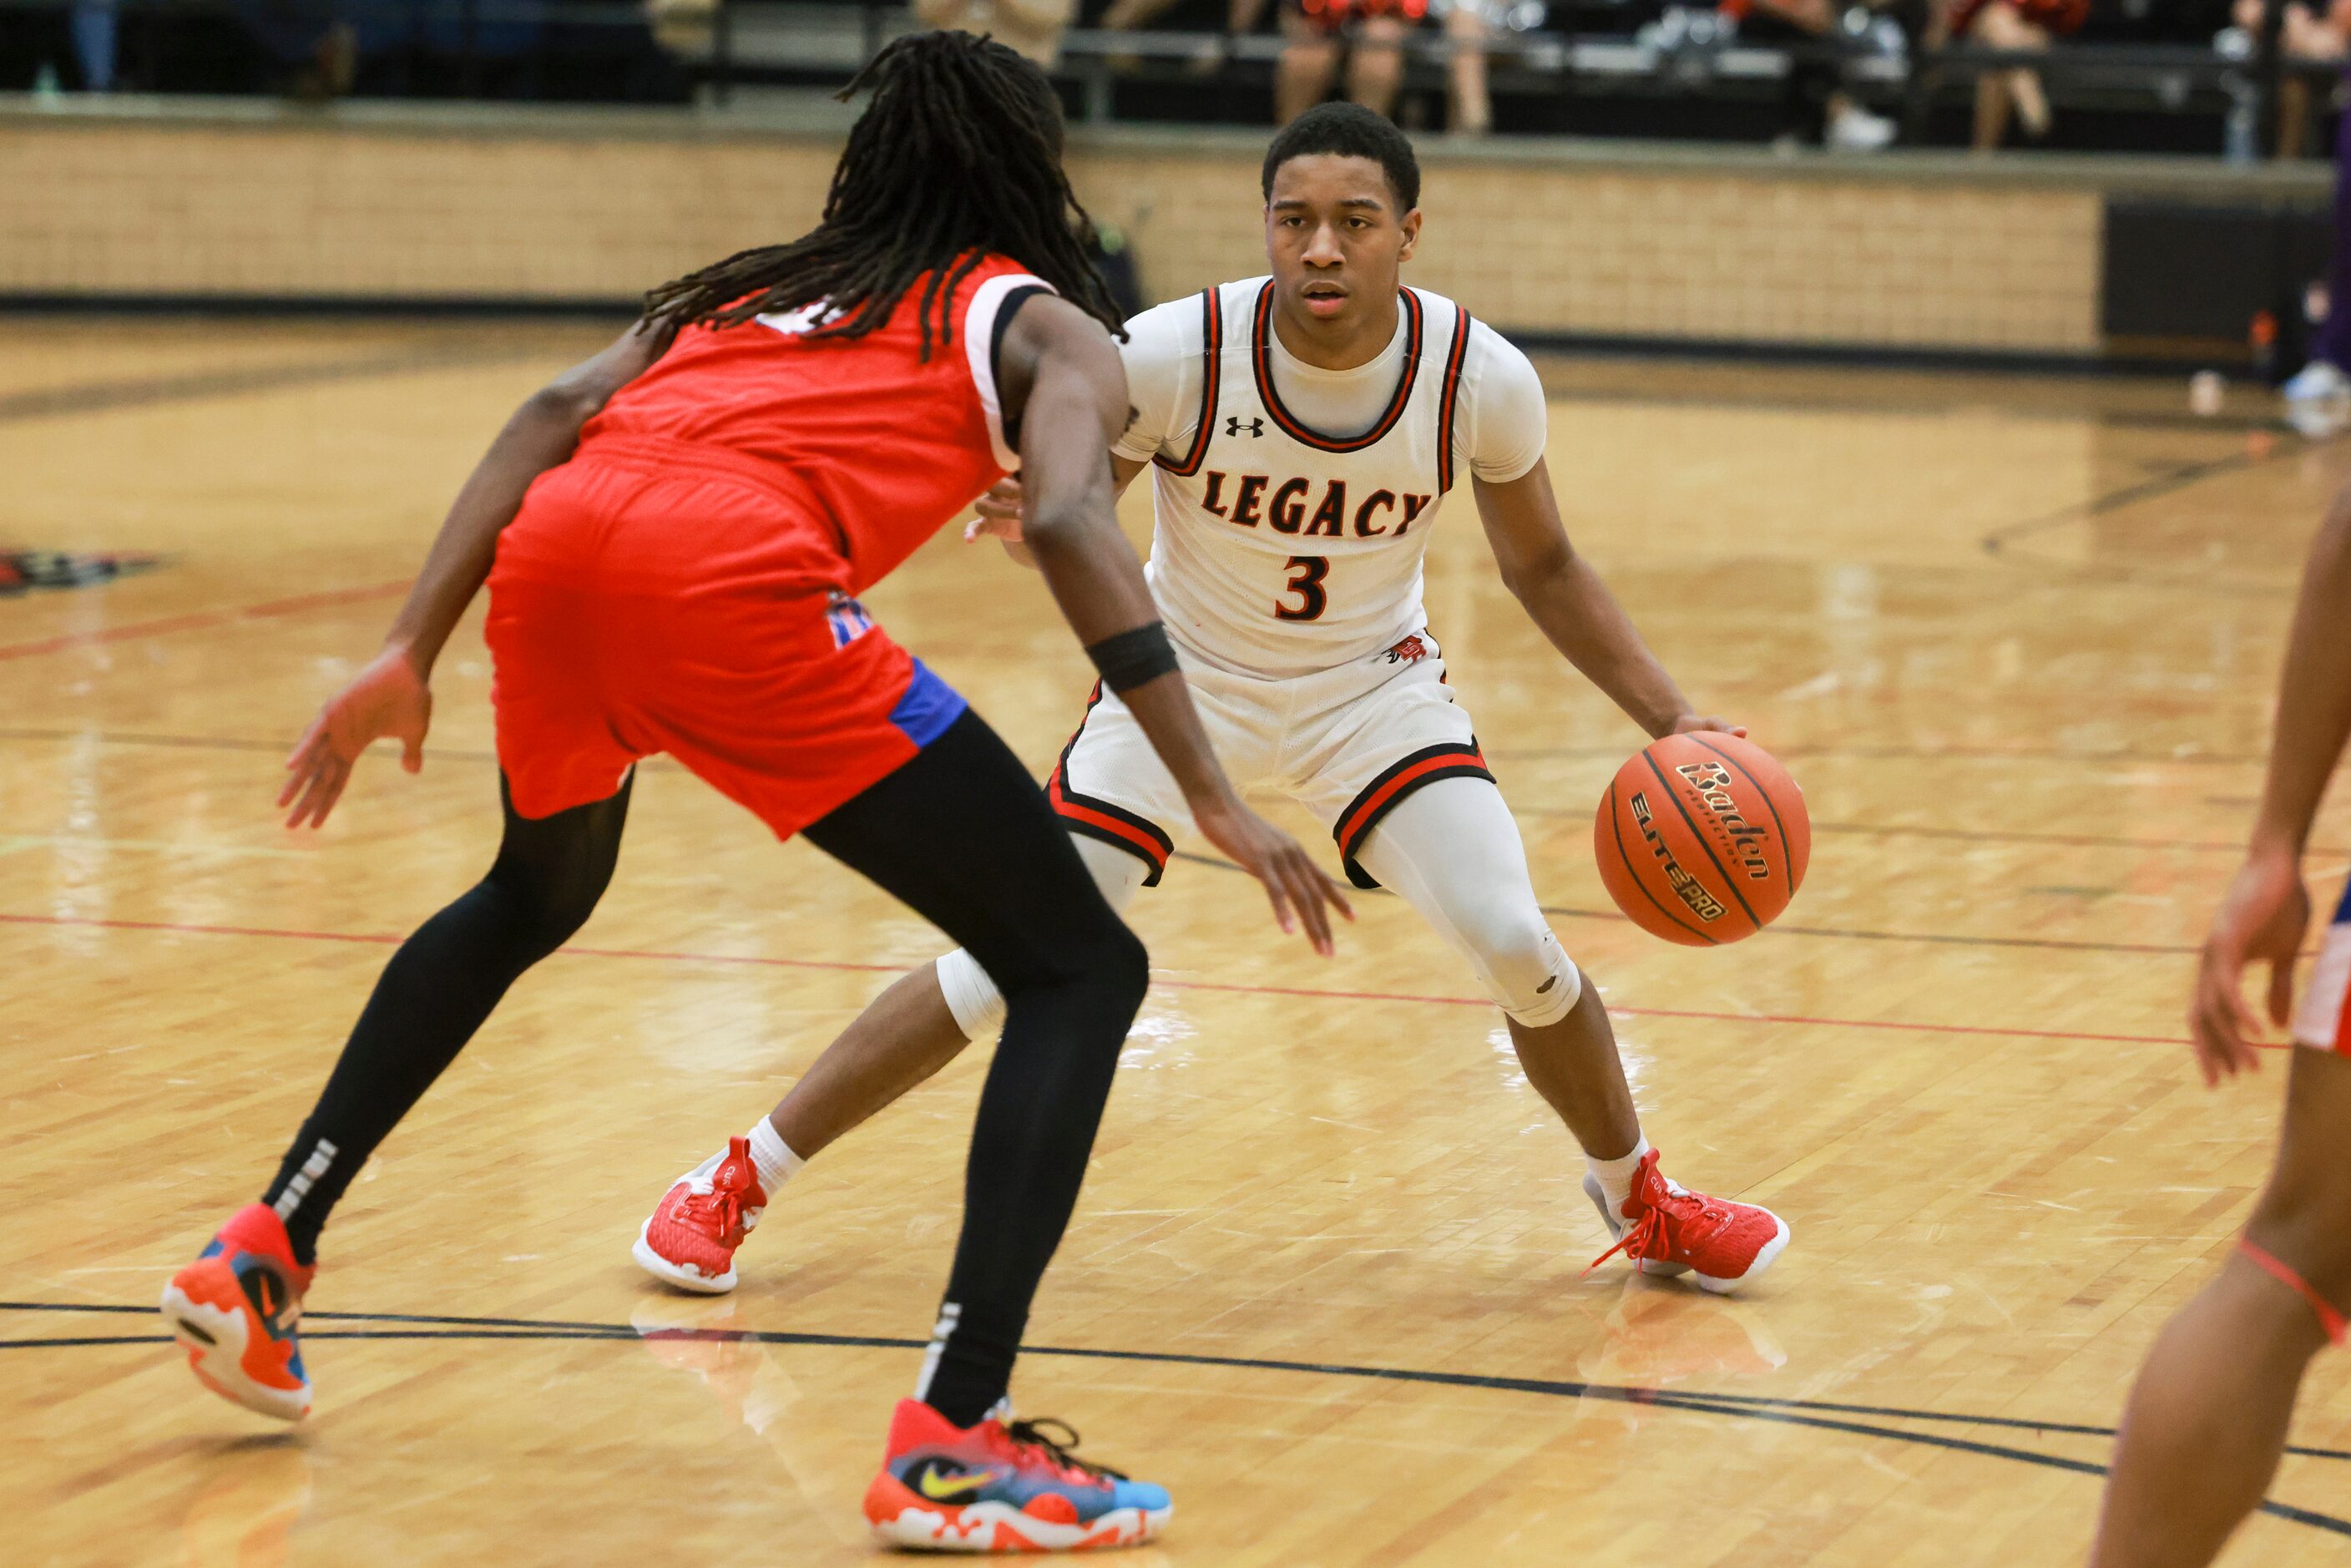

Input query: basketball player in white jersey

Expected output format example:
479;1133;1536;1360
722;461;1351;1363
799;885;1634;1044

638;104;1792;1319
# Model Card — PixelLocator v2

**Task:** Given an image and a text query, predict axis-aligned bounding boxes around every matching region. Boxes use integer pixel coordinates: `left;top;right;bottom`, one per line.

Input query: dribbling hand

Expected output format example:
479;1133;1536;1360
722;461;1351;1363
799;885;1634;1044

1670;714;1749;740
1192;797;1354;957
280;645;432;829
2190;845;2308;1085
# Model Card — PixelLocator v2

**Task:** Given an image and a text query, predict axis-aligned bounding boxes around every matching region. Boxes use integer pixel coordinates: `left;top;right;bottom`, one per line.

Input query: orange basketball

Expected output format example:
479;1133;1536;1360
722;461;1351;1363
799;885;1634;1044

1592;732;1809;947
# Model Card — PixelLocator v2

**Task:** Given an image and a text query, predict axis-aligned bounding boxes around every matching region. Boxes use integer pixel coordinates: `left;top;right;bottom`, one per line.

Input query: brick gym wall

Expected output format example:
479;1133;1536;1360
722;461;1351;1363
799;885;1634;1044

0;109;2101;354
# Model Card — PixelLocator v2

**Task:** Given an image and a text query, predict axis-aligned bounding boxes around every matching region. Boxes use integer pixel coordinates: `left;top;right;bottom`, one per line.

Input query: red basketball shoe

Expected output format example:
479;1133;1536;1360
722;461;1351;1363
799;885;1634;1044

864;1399;1170;1553
634;1136;767;1294
1582;1148;1790;1294
160;1203;315;1420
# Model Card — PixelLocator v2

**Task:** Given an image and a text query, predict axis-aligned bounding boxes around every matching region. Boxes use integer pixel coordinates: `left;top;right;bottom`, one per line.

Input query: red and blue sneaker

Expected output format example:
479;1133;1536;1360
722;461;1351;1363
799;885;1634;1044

862;1399;1170;1553
1582;1147;1791;1294
160;1203;315;1420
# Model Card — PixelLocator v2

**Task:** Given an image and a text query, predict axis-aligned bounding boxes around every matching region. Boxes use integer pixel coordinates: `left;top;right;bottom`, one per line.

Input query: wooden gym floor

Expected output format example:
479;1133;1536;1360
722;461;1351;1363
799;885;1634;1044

3;317;2348;1566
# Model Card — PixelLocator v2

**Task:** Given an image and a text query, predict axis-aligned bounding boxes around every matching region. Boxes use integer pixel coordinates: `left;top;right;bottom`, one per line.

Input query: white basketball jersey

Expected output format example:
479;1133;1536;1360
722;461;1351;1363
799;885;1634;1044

1143;277;1474;679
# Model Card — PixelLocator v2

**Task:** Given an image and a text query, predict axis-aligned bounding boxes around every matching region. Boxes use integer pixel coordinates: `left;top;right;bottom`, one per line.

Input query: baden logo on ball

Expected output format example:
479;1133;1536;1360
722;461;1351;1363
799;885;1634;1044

1595;732;1810;946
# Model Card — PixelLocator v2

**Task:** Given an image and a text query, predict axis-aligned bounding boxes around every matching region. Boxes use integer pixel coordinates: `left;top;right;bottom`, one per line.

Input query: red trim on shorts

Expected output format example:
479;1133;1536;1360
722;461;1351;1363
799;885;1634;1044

1332;740;1494;891
1047;681;1172;886
1155;289;1224;478
2239;1238;2348;1345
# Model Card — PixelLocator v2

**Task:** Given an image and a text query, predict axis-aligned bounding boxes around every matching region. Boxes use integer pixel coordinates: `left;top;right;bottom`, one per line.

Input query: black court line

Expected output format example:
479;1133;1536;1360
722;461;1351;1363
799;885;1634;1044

5;1300;2343;1535
0;344;554;427
1980;439;2329;597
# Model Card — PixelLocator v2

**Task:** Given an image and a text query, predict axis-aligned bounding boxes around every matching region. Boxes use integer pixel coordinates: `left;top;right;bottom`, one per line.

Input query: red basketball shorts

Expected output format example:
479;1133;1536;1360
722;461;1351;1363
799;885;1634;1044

483;438;966;839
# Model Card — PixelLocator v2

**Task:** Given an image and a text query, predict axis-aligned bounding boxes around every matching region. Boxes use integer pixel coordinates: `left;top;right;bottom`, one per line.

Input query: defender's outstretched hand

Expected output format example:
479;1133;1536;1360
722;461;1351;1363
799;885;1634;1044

281;646;432;829
2190;846;2309;1085
1192;797;1353;957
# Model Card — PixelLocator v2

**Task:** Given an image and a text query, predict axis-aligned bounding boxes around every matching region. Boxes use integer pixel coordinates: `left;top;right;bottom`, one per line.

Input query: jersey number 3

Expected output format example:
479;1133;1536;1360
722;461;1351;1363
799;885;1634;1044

1276;554;1329;622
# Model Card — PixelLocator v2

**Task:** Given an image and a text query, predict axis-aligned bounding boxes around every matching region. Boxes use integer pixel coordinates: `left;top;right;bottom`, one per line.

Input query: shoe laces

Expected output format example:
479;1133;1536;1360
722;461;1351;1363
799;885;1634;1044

676;1145;758;1237
1583;1149;1729;1276
1003;1416;1129;1485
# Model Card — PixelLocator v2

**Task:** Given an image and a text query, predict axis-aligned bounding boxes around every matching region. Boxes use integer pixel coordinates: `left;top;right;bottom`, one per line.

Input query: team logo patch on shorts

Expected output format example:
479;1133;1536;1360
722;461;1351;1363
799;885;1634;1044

826;590;876;648
1383;634;1430;665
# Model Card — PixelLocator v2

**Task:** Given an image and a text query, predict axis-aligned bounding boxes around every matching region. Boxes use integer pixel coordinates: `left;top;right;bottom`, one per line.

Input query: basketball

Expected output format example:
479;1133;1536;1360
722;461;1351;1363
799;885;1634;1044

1594;732;1810;946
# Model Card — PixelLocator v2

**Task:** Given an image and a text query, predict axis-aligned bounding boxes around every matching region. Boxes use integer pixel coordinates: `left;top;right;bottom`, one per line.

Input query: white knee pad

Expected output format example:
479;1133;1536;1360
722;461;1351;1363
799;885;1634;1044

1477;923;1583;1029
936;948;1008;1040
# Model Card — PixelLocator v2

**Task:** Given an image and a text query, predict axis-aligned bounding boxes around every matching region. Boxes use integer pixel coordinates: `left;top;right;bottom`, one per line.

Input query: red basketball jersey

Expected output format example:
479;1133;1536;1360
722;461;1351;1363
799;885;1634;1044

579;254;1053;593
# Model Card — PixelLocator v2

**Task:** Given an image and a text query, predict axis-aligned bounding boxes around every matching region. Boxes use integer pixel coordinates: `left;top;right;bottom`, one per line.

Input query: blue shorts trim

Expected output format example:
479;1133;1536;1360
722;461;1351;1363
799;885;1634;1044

890;659;968;751
2333;873;2351;924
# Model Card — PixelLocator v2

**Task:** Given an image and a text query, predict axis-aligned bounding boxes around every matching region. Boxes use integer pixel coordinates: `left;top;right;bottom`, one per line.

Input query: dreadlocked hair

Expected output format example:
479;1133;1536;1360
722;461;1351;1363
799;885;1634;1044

640;31;1124;357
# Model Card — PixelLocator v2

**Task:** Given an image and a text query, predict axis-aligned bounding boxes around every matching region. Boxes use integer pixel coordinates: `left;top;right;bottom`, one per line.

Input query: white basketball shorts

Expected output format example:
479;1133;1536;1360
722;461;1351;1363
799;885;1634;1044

2293;874;2351;1054
1047;629;1493;890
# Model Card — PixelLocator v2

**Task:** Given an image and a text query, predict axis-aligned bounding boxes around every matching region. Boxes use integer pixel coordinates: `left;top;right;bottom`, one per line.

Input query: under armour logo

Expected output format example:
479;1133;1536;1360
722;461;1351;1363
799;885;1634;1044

1226;417;1265;438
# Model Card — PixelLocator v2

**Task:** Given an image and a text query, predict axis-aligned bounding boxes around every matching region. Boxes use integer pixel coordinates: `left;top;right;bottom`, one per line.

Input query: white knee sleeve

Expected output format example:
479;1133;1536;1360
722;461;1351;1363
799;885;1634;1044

1350;776;1584;1028
933;832;1150;1042
1472;919;1582;1028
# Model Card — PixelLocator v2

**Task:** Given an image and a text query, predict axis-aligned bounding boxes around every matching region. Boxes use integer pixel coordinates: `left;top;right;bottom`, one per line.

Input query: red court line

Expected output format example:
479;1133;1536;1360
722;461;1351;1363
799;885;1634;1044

0;909;2207;1049
0;580;409;663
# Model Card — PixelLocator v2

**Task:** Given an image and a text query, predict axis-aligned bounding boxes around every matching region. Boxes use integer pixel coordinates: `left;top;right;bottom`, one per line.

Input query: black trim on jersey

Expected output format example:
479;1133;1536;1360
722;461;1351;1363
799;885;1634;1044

1155;288;1224;478
988;284;1053;454
1435;306;1474;493
1331;738;1495;891
1251;282;1423;453
1047;681;1173;886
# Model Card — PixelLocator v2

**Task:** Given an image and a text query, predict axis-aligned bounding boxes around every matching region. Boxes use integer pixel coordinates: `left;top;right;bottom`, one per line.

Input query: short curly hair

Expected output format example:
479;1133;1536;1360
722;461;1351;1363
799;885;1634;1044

1261;104;1421;212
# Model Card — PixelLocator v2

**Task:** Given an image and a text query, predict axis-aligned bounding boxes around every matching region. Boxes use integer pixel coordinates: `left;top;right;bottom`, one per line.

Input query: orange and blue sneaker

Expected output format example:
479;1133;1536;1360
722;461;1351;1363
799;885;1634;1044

634;1136;767;1294
1582;1147;1790;1295
862;1399;1170;1553
159;1203;315;1420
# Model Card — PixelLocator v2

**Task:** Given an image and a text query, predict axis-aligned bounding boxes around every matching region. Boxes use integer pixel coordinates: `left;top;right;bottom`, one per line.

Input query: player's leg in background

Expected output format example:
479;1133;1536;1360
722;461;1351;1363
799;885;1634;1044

1351;775;1790;1287
766;837;1150;1161
797;706;1149;1425
262;772;635;1266
1350;776;1632;1157
2089;1047;2351;1568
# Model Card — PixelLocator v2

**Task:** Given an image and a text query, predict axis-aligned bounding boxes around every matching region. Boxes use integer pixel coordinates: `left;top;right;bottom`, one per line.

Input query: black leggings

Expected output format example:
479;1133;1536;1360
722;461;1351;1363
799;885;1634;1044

263;707;1146;1425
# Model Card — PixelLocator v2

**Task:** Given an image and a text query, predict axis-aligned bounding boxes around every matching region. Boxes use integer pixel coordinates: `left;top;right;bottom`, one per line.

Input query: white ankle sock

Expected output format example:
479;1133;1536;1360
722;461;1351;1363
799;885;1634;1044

1586;1136;1654;1217
747;1118;805;1195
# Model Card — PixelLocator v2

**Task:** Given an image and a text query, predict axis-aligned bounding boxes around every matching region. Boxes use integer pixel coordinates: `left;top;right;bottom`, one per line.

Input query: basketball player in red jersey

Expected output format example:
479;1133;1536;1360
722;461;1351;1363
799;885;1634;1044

2090;491;2351;1565
157;33;1344;1553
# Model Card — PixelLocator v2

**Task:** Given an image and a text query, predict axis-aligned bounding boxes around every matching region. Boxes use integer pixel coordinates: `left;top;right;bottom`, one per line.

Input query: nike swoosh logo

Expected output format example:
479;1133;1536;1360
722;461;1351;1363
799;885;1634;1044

916;1467;997;1502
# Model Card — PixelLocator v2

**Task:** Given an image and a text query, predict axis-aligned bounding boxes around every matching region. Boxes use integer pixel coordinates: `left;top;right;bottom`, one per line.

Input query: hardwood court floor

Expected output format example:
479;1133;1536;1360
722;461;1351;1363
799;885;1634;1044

3;317;2348;1566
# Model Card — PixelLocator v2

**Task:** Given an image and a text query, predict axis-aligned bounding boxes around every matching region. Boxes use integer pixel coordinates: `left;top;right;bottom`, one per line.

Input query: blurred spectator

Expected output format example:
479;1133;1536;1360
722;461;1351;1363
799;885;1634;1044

1231;0;1413;123
915;0;1076;64
1434;0;1493;134
1723;0;1899;149
72;0;114;90
2219;0;2347;158
225;0;357;98
1939;0;2089;149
